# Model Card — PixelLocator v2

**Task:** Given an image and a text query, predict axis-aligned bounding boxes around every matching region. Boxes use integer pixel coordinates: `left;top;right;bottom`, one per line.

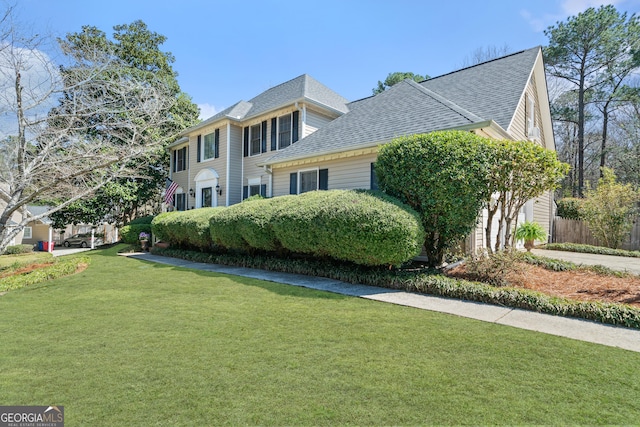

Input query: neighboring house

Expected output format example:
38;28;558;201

0;186;26;247
169;46;555;252
168;74;349;210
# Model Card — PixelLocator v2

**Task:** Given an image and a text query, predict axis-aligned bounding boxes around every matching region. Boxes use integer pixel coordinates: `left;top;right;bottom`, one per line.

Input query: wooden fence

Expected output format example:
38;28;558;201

552;217;640;251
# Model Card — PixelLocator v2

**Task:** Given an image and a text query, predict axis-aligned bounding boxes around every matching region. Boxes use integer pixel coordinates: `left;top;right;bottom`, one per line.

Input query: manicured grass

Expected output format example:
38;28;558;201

1;245;640;425
0;251;53;269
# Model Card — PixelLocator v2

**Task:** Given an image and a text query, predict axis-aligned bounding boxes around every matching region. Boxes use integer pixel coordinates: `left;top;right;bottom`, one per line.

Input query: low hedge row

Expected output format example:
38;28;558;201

2;244;34;255
208;190;425;266
152;208;222;251
0;256;91;292
543;242;640;259
150;246;640;330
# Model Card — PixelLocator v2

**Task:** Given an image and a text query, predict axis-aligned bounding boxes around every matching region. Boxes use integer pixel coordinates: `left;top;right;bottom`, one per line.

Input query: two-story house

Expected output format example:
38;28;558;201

168;46;556;252
166;74;349;210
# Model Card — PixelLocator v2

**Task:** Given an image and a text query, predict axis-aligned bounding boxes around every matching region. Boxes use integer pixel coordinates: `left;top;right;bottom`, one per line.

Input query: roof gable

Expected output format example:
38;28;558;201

421;47;540;130
181;74;348;135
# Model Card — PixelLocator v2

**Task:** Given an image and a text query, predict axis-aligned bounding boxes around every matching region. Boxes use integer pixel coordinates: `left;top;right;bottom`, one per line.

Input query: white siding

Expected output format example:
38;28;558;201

304;108;335;138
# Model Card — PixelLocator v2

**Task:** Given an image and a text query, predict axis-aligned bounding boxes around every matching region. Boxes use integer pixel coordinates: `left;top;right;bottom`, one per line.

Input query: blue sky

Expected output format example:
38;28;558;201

19;0;640;119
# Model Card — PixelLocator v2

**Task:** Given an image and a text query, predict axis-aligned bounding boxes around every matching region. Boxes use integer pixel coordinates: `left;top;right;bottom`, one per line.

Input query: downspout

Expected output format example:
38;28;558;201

188;142;192;209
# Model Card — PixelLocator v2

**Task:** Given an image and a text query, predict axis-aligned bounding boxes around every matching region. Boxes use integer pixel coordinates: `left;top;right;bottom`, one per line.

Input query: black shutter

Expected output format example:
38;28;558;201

243;127;249;157
271;118;277;151
370;163;379;190
243;186;248;200
289;173;297;195
319;169;328;190
292;111;299;143
214;129;220;158
172;150;176;173
261;120;267;153
260;184;267;197
197;135;201;163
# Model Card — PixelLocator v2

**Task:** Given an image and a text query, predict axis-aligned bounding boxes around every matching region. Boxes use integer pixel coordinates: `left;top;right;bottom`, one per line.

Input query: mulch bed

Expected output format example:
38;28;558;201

447;262;640;307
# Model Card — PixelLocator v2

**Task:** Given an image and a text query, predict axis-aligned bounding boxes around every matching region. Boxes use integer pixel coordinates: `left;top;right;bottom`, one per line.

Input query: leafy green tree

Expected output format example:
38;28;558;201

372;72;429;95
544;5;640;196
484;140;569;252
375;131;493;267
0;9;178;253
581;167;639;249
50;21;199;226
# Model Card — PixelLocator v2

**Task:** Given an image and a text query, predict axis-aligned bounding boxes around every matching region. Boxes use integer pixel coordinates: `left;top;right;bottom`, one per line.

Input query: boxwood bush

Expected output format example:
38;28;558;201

210;197;283;252
152;208;222;251
269;190;424;266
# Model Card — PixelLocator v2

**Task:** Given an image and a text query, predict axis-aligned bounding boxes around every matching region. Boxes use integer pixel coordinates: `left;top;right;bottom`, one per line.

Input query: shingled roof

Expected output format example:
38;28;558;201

181;74;349;135
421;47;540;131
263;47;541;165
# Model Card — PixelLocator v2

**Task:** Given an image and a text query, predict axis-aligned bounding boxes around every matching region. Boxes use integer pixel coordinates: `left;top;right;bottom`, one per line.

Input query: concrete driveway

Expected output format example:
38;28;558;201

531;249;640;275
51;247;93;257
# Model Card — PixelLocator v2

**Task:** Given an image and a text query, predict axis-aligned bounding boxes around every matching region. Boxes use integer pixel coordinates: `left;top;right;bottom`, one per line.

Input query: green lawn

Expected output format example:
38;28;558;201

1;245;639;425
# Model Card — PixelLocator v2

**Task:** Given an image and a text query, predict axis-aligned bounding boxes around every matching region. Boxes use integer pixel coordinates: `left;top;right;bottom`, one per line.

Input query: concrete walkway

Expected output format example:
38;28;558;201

120;252;640;353
531;249;640;275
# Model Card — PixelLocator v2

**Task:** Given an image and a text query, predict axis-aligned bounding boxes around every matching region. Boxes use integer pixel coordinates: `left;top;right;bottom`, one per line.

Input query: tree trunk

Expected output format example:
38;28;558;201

600;104;609;175
577;65;586;197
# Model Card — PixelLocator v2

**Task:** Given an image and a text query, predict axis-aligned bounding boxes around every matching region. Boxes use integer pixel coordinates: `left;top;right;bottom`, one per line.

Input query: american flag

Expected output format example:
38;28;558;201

164;178;179;205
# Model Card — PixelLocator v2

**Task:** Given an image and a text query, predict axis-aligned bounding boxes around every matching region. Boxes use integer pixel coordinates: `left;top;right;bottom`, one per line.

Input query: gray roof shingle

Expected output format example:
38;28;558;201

263;79;485;164
421;47;540;130
264;47;541;165
182;74;349;135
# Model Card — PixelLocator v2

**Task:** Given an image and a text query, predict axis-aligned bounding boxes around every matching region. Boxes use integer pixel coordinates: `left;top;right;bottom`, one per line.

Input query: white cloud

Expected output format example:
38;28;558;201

198;103;219;120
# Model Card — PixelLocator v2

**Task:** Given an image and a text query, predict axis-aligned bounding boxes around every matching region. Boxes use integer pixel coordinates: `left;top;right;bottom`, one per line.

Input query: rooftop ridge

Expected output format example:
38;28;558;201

404;79;484;123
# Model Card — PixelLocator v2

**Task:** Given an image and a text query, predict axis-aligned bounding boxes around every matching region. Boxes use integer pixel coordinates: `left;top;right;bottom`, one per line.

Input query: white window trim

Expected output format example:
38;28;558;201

248;177;261;197
23;226;32;239
202;132;216;161
298;168;319;194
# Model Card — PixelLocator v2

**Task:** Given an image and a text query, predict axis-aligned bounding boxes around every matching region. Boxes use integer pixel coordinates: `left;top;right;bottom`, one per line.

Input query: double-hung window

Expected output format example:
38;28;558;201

203;132;216;160
173;147;187;172
23;226;32;239
250;124;262;156
278;114;292;149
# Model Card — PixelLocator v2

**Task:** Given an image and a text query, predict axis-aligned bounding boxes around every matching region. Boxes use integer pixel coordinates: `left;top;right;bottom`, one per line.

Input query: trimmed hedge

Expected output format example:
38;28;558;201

210;197;282;252
120;224;152;245
543;242;640;259
556;198;584;220
209;190;425;266
152;208;223;251
0;256;91;292
2;244;34;255
272;190;424;266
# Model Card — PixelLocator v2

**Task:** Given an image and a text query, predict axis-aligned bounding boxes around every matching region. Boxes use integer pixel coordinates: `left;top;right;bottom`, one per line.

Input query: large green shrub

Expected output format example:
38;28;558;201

375;131;494;267
152;209;222;250
556;198;584;220
2;244;34;255
581;168;639;249
270;190;425;266
120;224;152;245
